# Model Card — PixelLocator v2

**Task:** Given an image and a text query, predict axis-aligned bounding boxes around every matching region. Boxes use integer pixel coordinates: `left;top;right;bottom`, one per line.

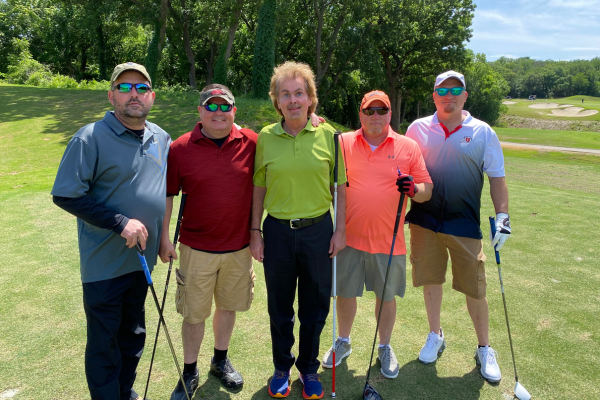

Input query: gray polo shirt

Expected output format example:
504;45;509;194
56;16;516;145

52;111;171;283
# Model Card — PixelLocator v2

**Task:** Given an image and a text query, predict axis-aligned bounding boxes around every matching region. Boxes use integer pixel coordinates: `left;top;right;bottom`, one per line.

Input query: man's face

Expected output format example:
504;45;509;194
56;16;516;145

360;99;391;136
277;77;312;122
433;77;468;115
108;71;155;121
198;97;236;136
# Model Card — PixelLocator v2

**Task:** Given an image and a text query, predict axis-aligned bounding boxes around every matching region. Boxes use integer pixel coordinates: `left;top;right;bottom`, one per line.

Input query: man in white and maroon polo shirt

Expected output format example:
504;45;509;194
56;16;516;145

159;84;256;398
321;90;432;379
405;71;511;383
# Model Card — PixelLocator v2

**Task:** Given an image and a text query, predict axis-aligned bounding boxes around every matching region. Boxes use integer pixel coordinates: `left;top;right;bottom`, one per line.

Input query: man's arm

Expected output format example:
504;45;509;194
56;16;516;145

329;184;346;258
412;182;433;203
250;185;267;262
489;176;509;213
158;196;175;263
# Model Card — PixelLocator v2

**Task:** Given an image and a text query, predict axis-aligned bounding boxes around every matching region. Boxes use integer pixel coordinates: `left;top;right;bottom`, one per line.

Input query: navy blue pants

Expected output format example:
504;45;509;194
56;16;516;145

262;214;333;375
82;270;148;400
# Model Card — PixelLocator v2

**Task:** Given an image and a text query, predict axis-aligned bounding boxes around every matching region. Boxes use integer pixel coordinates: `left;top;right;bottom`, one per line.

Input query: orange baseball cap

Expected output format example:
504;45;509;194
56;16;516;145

361;90;391;110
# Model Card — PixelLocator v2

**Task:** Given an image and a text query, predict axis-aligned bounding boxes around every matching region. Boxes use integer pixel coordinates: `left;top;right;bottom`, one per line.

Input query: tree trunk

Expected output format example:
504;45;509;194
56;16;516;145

96;24;107;81
381;50;402;131
417;100;420;119
180;0;196;88
158;0;168;52
80;45;88;75
206;40;217;85
225;0;244;62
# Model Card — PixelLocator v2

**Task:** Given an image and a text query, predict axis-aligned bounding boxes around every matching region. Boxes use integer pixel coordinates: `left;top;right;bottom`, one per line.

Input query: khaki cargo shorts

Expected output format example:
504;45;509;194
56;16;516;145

336;246;407;301
175;243;255;324
409;224;487;299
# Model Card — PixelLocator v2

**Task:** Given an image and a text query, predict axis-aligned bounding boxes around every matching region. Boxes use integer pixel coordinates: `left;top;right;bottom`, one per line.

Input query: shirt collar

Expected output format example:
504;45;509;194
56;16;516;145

103;111;155;144
190;122;242;143
430;110;472;127
274;118;315;136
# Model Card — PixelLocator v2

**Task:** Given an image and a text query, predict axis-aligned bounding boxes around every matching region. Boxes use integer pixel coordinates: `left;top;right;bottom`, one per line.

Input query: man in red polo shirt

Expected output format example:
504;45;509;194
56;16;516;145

159;84;256;398
321;90;432;379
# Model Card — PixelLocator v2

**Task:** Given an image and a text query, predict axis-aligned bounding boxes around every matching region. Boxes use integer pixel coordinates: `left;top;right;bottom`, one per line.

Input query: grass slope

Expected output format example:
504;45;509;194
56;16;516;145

503;95;600;121
1;85;600;399
495;127;600;149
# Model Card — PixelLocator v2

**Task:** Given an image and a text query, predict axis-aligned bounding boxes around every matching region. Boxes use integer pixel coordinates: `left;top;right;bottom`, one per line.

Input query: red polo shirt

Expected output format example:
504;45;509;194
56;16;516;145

166;123;258;251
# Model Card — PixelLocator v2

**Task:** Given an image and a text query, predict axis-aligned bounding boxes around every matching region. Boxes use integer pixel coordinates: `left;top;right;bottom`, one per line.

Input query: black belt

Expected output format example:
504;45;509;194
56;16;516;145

268;211;329;230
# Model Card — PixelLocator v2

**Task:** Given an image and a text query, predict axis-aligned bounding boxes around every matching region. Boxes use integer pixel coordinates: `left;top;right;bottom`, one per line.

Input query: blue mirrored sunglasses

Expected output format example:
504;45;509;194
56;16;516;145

112;83;152;93
435;87;465;96
204;103;234;112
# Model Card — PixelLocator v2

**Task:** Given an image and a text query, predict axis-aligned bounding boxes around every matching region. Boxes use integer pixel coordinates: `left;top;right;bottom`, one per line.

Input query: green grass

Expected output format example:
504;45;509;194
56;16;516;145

503;95;600;121
1;84;600;399
495;127;600;149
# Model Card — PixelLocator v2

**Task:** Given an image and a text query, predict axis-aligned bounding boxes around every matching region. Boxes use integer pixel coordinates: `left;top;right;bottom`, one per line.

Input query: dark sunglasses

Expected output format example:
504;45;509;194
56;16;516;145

204;103;234;112
435;87;465;96
362;107;389;116
112;83;152;93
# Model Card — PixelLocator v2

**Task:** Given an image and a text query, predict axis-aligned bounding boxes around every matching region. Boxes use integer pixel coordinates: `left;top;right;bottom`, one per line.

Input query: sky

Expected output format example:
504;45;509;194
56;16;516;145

467;0;600;61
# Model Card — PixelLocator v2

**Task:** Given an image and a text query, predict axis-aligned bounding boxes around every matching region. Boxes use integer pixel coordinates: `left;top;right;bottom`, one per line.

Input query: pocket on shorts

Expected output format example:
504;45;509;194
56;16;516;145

175;268;188;318
247;268;256;309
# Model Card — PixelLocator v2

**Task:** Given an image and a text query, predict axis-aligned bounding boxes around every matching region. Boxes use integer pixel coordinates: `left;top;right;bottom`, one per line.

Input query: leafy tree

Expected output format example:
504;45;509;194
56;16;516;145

464;53;509;125
252;0;275;99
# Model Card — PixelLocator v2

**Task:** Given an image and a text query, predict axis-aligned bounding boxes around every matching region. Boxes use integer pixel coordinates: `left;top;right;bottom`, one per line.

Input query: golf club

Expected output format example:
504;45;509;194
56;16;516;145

143;193;187;400
489;217;531;400
332;132;340;398
362;191;406;400
136;242;191;400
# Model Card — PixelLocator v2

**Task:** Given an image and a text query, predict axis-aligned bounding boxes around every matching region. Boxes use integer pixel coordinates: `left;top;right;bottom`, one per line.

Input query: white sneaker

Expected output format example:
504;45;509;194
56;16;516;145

475;346;502;382
418;328;446;364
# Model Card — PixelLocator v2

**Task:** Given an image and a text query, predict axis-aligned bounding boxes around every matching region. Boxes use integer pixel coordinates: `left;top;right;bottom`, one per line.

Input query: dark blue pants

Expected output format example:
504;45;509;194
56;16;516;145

82;270;148;400
263;214;333;375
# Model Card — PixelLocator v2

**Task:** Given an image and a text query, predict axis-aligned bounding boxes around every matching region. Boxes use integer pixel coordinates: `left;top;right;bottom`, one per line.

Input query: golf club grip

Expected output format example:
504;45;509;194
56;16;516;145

333;132;340;185
172;192;188;247
489;217;501;264
137;252;153;285
393;193;406;235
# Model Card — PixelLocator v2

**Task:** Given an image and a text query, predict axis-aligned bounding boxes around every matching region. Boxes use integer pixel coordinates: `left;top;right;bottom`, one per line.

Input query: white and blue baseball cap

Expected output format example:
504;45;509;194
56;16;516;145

434;70;466;89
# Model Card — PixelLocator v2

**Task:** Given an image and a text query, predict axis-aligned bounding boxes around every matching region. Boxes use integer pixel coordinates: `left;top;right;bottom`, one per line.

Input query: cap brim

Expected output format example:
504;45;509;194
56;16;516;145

201;94;234;105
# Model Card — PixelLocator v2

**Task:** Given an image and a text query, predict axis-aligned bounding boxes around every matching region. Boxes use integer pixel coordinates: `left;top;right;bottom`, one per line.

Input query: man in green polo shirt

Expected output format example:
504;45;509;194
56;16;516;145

250;61;346;400
52;62;170;400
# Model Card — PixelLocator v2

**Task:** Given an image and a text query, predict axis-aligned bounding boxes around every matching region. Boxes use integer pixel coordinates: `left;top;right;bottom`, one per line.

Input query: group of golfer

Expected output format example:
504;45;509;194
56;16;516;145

52;60;512;400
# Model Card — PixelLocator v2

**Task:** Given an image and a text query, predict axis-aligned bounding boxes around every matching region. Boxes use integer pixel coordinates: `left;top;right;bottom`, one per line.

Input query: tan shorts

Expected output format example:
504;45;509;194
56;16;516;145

410;224;487;299
175;244;255;324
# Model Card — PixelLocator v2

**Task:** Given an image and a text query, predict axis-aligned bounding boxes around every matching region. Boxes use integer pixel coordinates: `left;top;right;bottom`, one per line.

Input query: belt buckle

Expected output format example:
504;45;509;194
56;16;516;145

290;219;301;229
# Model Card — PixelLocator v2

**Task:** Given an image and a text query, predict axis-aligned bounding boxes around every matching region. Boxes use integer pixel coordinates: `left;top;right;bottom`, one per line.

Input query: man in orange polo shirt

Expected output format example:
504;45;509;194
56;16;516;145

321;91;433;379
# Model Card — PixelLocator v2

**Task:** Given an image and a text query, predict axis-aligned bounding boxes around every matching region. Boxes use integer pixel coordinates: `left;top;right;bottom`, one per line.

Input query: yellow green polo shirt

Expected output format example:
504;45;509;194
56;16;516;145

254;120;346;219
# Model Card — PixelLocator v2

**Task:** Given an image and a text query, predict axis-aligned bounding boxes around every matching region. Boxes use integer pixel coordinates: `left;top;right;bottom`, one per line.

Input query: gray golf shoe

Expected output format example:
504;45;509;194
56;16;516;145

322;338;352;368
475;346;502;382
377;345;399;378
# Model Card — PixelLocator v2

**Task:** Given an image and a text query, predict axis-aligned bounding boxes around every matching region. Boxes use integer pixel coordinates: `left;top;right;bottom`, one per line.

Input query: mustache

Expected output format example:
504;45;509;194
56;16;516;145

126;98;144;106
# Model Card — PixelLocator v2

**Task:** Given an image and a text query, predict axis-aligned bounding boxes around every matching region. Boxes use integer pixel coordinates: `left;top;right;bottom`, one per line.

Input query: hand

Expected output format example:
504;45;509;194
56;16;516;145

121;219;148;249
159;236;177;263
396;173;418;198
310;113;326;127
329;229;346;258
491;212;511;250
250;231;265;263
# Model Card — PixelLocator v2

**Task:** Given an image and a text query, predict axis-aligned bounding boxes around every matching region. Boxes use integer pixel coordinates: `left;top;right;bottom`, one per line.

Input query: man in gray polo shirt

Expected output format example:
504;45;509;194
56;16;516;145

52;62;171;400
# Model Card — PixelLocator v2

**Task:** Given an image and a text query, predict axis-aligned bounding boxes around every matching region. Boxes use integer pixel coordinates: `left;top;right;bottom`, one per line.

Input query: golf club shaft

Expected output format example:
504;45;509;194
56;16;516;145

137;245;191;400
365;193;405;383
144;193;187;399
332;132;339;398
489;217;520;383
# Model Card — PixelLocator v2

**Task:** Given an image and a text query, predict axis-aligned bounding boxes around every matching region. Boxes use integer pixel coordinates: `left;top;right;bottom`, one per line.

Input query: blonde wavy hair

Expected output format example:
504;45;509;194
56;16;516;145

269;61;318;117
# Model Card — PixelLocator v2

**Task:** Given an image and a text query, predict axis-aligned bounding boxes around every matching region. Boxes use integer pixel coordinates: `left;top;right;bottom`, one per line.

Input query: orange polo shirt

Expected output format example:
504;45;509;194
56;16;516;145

340;128;432;255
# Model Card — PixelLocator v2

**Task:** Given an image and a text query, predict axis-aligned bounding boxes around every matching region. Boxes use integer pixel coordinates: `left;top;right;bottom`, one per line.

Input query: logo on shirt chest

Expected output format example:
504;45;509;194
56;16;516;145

387;155;395;159
461;136;472;144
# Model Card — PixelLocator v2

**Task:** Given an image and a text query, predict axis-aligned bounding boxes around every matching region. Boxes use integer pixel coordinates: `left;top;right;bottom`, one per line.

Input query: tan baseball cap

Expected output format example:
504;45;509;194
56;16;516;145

110;62;152;86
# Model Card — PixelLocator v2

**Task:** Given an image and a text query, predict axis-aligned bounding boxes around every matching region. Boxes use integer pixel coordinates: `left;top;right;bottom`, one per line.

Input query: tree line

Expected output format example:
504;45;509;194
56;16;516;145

2;0;515;128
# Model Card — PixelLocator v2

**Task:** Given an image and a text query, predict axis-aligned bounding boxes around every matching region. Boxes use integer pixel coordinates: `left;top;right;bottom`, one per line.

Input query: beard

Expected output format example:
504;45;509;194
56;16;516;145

442;103;457;114
115;98;150;121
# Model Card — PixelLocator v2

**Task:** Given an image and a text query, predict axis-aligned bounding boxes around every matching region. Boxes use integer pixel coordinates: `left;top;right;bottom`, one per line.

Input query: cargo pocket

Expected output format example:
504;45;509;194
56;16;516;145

174;268;188;318
247;268;256;309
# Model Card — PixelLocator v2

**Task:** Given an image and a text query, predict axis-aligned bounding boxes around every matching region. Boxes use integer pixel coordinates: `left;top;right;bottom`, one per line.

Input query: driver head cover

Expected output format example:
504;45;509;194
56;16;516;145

363;382;383;400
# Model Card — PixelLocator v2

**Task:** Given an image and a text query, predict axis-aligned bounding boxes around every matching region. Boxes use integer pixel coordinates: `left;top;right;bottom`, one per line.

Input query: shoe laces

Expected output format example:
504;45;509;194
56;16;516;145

274;370;289;379
482;347;498;366
425;332;440;349
334;338;347;351
222;358;235;373
379;346;391;362
303;373;320;382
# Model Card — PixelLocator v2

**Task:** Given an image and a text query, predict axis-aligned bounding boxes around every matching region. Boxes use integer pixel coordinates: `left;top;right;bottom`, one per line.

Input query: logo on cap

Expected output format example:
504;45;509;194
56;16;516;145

211;89;225;95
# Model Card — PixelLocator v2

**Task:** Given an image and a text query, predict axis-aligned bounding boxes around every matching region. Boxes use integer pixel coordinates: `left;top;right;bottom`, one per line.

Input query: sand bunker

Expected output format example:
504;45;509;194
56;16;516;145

550;107;599;117
529;103;573;109
503;101;517;105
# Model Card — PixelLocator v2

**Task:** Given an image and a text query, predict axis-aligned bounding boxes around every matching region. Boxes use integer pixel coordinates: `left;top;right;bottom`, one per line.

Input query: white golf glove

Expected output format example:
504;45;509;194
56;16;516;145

491;212;511;251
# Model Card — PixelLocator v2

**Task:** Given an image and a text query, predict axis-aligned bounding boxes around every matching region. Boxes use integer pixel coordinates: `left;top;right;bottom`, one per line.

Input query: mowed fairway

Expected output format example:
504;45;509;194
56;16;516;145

502;95;600;121
1;84;599;399
495;128;600;150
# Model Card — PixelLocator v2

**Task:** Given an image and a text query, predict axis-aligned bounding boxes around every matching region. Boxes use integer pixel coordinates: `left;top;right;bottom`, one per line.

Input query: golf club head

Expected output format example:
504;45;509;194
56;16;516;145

363;382;383;400
514;382;531;400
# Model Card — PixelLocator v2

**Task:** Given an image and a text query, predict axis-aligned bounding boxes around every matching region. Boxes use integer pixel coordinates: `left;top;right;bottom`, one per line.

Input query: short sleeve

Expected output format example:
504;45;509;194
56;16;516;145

483;129;505;177
407;141;432;184
253;133;267;187
51;137;96;198
166;145;181;196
